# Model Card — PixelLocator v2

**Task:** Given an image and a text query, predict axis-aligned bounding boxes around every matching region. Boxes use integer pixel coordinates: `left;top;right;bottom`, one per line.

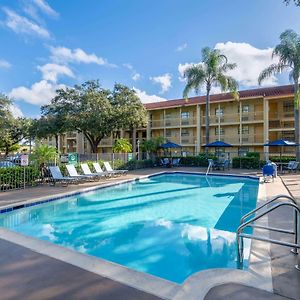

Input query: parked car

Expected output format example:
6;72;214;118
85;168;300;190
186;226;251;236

0;161;16;168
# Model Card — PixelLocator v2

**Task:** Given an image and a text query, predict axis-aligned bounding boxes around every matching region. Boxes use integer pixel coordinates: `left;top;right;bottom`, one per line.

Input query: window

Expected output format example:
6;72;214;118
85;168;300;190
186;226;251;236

215;108;224;117
181;112;190;119
242;105;250;113
165;113;171;126
283;101;293;112
166;130;172;137
215;127;225;135
238;125;249;135
181;129;190;137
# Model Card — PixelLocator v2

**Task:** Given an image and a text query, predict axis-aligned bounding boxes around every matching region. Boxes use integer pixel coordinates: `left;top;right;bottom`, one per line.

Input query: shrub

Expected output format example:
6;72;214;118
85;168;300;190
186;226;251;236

246;152;260;158
232;157;261;169
0;166;40;190
180;153;217;167
269;156;295;163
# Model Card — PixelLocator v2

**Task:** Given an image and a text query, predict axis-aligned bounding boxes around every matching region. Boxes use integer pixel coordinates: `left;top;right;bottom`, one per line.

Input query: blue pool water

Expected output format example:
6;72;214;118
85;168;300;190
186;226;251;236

0;173;259;283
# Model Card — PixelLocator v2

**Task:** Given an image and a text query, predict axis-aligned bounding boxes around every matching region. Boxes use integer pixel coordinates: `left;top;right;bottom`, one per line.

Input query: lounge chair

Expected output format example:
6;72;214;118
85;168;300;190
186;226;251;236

81;163;106;179
172;158;181;167
49;166;78;185
283;161;299;173
104;161;128;175
92;162;112;177
217;159;230;171
161;158;171;167
262;164;275;182
66;164;96;181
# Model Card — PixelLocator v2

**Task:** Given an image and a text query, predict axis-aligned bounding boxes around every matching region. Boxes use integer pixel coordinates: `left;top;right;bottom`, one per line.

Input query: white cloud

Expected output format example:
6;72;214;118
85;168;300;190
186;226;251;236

50;46;115;67
9;80;65;105
123;63;133;70
3;8;50;38
134;88;167;104
9;104;24;118
37;63;74;82
32;0;59;17
0;59;11;69
178;42;279;92
132;73;141;81
176;43;188;52
215;42;278;87
150;73;172;94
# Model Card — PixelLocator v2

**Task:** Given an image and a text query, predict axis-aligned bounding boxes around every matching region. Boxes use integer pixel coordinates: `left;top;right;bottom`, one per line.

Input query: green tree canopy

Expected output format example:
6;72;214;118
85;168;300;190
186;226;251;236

112;138;132;153
183;47;238;147
42;80;147;153
141;136;165;158
284;0;300;5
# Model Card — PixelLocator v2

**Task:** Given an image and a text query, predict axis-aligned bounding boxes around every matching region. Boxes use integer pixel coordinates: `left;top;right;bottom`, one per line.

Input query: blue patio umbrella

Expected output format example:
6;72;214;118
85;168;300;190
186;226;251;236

159;141;182;157
205;141;233;161
264;139;298;161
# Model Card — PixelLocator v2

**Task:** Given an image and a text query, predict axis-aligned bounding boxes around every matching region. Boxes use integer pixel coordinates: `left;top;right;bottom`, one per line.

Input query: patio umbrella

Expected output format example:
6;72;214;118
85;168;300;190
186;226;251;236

159;141;182;157
205;141;233;160
264;139;298;162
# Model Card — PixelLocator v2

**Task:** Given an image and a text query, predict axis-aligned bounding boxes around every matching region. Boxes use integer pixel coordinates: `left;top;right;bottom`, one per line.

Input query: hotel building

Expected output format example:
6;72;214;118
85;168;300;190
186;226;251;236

45;84;295;158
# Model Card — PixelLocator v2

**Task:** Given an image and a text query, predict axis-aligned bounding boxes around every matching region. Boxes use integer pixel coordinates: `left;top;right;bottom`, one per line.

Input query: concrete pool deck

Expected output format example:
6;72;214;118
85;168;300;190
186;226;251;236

0;167;299;299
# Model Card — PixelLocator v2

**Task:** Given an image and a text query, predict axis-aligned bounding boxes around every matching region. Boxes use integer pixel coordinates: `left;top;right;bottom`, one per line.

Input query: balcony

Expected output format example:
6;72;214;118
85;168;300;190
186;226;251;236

150;118;197;128
202;112;264;125
269;120;294;130
201;134;264;145
180;136;197;145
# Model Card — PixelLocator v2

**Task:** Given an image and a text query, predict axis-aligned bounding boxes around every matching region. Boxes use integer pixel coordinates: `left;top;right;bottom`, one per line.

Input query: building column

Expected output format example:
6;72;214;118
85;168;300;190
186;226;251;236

76;132;84;154
146;112;151;140
163;110;166;139
196;105;201;153
239;101;242;147
179;107;182;145
132;128;137;158
263;98;269;160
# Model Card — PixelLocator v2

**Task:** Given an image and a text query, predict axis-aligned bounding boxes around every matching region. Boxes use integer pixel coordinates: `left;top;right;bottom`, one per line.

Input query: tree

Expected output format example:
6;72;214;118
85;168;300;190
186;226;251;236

112;138;132;153
111;84;147;131
183;47;238;150
43;80;113;153
43;80;147;153
141;136;165;159
0;116;29;155
0;94;11;119
284;0;300;5
32;144;58;166
258;29;300;159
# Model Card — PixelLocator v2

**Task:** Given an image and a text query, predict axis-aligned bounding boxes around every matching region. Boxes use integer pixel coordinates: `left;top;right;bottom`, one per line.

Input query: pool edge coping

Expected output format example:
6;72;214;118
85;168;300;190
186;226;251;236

0;170;273;300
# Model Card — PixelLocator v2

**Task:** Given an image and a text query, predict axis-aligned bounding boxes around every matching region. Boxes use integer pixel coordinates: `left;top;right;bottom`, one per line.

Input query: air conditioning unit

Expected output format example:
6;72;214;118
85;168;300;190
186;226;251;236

182;120;189;125
242;116;249;121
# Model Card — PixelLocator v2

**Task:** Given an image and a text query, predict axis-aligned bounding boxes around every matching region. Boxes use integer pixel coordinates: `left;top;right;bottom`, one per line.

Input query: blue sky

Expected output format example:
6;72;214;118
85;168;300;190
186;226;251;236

0;0;299;118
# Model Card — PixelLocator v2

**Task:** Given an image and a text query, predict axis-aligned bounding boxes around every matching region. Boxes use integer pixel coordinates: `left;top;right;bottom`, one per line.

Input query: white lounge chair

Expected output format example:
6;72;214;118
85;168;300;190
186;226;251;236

104;161;127;175
66;164;96;181
49;166;78;185
283;161;299;173
92;162;112;177
81;163;106;179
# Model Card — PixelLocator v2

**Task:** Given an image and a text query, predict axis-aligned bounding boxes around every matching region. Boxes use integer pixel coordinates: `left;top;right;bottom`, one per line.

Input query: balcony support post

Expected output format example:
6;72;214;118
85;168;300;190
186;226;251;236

197;105;201;154
263;97;269;161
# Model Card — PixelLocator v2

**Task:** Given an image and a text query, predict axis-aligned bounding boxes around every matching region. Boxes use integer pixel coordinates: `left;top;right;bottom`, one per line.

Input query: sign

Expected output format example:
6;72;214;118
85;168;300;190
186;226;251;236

20;154;29;166
60;154;68;163
127;153;133;161
68;153;78;165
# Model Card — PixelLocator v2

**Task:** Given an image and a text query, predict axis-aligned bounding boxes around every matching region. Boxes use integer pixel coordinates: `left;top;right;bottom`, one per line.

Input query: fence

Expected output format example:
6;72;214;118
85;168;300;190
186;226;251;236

1;150;299;192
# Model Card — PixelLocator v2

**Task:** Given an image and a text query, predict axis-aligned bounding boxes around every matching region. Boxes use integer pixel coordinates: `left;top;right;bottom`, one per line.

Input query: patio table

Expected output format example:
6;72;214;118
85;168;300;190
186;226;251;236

276;162;289;173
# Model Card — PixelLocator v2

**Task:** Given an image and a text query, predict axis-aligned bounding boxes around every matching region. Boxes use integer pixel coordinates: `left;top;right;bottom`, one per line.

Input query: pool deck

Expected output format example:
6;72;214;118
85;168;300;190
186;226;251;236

0;167;299;300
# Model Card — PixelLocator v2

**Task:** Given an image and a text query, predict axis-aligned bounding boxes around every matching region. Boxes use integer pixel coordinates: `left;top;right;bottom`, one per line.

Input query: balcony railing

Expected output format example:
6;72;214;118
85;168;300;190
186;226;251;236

202;112;264;125
201;134;264;145
269;112;294;120
180;136;197;145
269;120;294;129
150;118;197;128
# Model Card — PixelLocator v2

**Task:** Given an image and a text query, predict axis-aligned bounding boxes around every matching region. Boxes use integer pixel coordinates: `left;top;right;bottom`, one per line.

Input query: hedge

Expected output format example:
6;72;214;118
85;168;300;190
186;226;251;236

0;166;40;190
180;154;217;167
232;157;263;169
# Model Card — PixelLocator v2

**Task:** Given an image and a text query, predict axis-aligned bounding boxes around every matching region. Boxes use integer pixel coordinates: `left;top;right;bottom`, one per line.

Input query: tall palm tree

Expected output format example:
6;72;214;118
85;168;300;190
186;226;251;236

258;29;300;159
183;47;238;149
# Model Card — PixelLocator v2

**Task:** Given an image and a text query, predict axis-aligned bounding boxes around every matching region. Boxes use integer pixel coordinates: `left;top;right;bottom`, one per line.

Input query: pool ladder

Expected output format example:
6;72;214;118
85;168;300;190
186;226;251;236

237;194;300;271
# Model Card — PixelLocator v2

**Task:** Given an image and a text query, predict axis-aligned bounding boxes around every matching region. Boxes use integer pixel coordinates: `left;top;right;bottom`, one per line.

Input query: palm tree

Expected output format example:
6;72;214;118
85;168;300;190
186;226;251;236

258;29;300;159
183;47;238;150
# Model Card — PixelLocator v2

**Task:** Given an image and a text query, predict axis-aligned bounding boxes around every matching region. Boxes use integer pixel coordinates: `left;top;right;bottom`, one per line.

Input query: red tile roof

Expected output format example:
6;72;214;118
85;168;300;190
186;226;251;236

144;84;294;110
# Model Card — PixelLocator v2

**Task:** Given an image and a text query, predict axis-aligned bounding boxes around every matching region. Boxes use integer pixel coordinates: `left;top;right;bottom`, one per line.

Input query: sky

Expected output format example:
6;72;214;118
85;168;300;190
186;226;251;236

0;0;299;118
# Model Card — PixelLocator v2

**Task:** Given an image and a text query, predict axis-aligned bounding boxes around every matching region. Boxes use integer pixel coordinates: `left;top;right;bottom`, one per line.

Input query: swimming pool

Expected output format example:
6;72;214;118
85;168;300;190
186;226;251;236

0;172;259;283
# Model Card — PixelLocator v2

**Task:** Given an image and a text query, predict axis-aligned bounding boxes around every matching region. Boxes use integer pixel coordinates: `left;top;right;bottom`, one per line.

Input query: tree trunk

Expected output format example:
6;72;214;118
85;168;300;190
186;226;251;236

294;81;300;160
205;84;211;154
84;133;102;154
55;134;59;152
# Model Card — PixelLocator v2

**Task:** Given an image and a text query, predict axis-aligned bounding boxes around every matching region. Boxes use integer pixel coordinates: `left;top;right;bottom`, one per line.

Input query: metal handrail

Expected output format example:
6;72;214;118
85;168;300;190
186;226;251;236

240;194;297;224
206;161;212;176
237;201;300;271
